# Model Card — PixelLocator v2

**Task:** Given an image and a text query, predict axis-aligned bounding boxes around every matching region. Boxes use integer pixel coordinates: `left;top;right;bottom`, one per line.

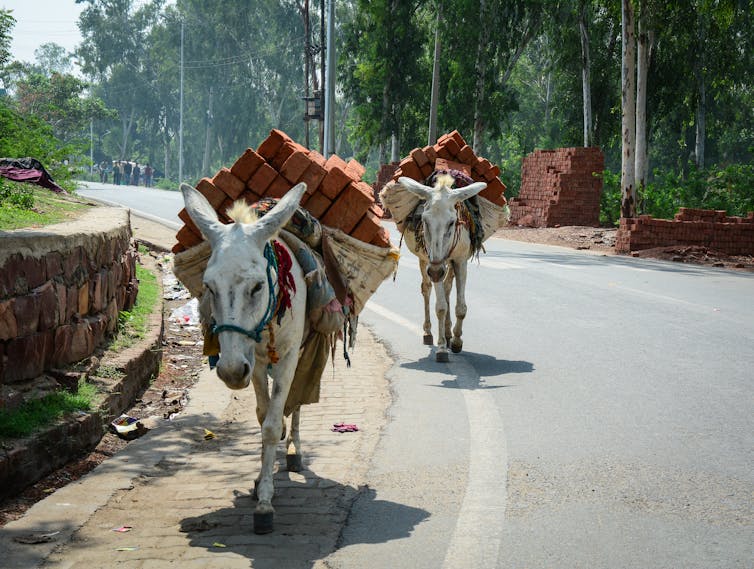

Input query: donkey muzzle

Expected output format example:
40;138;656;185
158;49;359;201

427;262;447;283
216;355;252;390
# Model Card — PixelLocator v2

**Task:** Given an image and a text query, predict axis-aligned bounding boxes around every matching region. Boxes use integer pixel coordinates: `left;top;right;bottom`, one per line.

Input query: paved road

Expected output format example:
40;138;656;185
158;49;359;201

336;230;754;568
77;181;184;229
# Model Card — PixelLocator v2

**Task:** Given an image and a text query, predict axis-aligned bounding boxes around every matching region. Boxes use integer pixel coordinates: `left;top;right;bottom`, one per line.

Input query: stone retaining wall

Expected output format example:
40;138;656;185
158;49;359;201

616;208;754;254
0;208;139;401
509;147;604;227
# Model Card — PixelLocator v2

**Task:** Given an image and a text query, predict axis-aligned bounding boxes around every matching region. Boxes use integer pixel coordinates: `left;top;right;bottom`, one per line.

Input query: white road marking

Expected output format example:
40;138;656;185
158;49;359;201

364;301;507;569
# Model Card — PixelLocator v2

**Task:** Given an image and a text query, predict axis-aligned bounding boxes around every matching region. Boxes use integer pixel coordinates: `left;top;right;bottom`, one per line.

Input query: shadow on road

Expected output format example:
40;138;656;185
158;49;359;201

179;465;429;569
400;350;534;390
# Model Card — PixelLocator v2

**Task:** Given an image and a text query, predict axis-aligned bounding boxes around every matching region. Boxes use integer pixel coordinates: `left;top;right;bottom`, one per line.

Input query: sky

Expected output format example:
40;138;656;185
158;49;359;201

2;0;84;64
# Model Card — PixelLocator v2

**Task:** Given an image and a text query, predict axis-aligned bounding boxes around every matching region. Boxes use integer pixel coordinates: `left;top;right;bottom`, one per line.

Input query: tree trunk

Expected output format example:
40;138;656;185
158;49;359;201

390;132;400;163
579;0;593;147
202;87;214;176
472;0;490;154
635;9;652;195
620;0;637;219
694;10;706;168
428;3;442;146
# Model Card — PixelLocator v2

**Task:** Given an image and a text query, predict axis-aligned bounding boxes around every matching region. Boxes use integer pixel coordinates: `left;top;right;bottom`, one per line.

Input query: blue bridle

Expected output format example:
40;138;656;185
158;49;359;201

210;242;278;343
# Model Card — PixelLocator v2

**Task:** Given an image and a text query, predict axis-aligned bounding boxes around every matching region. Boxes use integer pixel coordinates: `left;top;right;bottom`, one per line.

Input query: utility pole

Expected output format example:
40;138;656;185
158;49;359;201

179;20;184;184
320;0;325;153
323;0;336;156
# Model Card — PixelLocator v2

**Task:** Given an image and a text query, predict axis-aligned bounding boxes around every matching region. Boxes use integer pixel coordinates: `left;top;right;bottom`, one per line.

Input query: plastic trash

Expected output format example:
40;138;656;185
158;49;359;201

169;297;200;326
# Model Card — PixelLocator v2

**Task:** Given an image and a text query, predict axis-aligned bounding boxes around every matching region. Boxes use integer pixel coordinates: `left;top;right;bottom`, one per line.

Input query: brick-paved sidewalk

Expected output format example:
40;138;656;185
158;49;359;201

1;326;390;569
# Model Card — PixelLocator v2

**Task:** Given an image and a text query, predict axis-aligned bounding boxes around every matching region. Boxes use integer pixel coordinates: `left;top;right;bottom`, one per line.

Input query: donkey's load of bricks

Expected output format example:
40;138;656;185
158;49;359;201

172;129;399;318
379;130;510;242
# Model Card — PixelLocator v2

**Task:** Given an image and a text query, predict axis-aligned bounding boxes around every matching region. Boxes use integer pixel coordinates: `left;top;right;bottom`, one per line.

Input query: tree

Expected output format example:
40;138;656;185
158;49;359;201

620;0;636;219
0;9;14;69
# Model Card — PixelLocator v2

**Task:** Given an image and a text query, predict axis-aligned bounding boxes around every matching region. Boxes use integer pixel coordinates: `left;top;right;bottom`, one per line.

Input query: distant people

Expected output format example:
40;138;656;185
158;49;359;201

144;163;154;187
123;161;132;185
132;163;140;185
99;160;109;183
113;161;121;185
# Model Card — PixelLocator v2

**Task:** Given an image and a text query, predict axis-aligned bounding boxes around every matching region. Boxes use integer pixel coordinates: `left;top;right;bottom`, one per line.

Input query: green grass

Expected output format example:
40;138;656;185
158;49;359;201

0;380;97;440
109;264;159;351
0;180;91;230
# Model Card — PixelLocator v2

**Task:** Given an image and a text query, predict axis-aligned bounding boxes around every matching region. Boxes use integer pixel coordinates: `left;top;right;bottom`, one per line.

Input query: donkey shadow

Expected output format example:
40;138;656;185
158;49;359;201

401;350;535;390
180;465;429;569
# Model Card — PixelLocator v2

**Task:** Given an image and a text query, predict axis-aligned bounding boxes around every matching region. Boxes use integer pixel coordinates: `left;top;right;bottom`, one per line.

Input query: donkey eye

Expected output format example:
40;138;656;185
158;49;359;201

250;282;263;296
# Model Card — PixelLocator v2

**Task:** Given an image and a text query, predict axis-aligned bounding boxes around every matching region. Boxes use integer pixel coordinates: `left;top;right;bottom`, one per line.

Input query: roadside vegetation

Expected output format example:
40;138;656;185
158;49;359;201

0;178;91;230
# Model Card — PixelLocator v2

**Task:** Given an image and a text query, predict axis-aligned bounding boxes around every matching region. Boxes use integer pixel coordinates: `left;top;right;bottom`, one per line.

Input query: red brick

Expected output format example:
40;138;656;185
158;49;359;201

321;182;374;234
345;159;366;179
272;141;308;170
370;202;384;218
212;168;246;199
370;226;391;248
176;224;203;248
410;148;429;168
195;177;226;209
308;150;327;167
299;161;327;194
479;177;507;203
218;198;235;223
178;208;202;237
395;159;422;181
449;130;467;147
419;162;433;179
325;154;348;172
257;129;290;160
434;143;452;160
351;209;382;244
264;175;293;199
240;188;263;205
248;162;278;195
457;144;476;163
320;166;352;200
483;164;501;182
280;151;312;184
424;145;438;163
172;242;186;254
302;192;332;219
231;148;265;182
442;138;461;157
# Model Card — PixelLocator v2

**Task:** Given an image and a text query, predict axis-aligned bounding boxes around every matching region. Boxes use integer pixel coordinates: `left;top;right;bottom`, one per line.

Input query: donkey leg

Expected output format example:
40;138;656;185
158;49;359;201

250;367;271;500
449;260;468;354
253;356;296;534
442;267;455;346
433;280;450;362
419;260;434;345
286;405;303;472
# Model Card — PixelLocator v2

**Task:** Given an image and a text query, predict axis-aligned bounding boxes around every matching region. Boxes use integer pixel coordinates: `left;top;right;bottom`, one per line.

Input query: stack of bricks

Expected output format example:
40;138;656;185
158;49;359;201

388;131;507;206
508;147;604;227
615;209;754;255
173;129;390;254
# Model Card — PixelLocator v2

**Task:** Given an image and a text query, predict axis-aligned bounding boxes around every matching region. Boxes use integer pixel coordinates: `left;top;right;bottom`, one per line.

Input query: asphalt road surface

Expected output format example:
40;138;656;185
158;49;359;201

78;182;754;568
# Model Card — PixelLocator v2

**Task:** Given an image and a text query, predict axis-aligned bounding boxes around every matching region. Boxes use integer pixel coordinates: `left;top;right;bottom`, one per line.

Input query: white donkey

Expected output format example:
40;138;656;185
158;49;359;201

399;175;487;362
182;182;308;534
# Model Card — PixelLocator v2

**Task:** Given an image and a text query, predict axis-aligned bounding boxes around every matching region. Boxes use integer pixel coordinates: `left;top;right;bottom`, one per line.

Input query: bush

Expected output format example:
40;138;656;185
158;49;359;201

599;163;754;224
0;178;34;209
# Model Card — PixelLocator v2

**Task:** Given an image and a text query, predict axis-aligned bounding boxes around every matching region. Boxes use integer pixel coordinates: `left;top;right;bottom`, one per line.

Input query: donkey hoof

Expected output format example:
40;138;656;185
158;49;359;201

423;334;434;345
286;453;304;472
436;351;449;363
253;511;274;534
451;339;463;353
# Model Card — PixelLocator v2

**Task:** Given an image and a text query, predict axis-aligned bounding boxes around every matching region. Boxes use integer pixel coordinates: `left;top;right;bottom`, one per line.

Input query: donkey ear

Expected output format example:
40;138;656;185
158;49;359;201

398;176;433;200
255;182;307;242
450;181;487;203
181;183;225;246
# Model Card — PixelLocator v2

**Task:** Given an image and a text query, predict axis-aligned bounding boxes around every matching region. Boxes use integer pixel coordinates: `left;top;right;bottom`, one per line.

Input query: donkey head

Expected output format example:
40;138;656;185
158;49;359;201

399;175;486;282
181;182;306;389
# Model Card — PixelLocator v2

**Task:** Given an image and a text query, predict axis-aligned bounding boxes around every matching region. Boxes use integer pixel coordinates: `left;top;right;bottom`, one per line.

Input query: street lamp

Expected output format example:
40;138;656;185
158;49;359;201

303;90;323;121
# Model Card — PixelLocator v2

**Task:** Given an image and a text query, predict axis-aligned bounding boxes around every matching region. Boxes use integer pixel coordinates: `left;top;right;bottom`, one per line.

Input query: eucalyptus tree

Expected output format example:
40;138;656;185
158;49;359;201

0;9;15;69
439;0;544;155
340;0;430;164
77;0;165;162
